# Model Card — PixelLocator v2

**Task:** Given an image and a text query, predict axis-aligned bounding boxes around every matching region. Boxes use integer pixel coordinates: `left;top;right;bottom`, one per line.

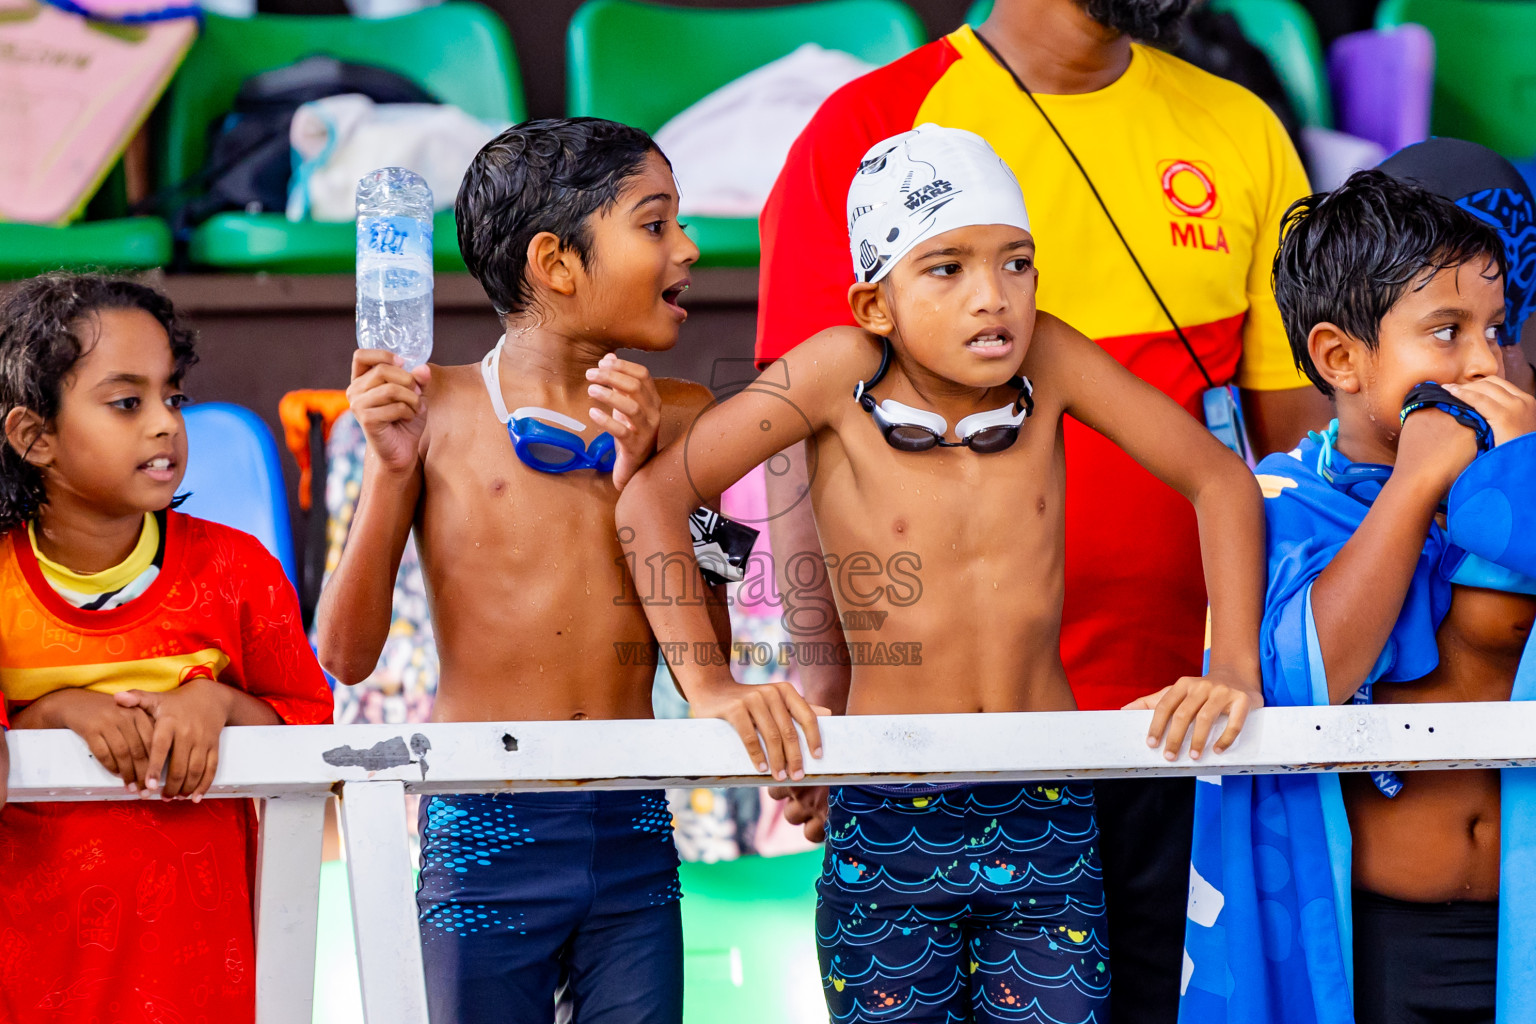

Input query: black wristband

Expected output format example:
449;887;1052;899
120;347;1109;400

1400;381;1495;452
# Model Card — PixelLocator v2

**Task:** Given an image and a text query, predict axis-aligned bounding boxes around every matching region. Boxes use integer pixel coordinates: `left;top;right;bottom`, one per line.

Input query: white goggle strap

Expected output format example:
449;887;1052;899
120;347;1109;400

484;335;591;434
872;398;950;437
481;335;511;423
510;407;588;433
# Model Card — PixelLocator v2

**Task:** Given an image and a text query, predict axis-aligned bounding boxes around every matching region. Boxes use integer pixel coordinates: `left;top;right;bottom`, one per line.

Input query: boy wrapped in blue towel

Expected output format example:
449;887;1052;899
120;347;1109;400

1181;170;1536;1024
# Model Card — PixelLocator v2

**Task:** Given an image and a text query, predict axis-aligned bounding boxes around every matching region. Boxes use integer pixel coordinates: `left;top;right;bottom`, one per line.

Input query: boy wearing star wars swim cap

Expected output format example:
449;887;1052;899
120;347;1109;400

618;124;1266;1022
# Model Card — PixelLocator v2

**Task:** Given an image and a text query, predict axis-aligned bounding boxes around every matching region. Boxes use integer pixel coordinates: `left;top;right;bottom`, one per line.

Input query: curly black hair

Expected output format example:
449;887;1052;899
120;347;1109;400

0;274;198;530
1274;169;1506;397
456;117;664;317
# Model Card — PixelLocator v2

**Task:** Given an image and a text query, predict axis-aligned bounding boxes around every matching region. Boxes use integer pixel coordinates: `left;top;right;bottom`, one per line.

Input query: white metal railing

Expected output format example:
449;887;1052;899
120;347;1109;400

10;702;1536;1024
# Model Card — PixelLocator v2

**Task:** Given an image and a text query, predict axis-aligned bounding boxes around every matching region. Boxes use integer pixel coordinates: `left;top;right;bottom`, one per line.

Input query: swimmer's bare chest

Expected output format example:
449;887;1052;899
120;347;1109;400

809;409;1072;715
412;376;656;724
1346;585;1535;902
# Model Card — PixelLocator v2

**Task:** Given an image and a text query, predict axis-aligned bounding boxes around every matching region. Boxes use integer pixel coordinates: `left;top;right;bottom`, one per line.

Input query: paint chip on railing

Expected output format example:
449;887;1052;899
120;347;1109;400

322;734;432;779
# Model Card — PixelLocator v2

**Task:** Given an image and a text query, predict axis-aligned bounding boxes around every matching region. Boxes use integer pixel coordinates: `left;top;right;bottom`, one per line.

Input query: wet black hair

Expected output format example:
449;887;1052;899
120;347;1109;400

1273;169;1507;397
455;117;665;318
0;274;198;530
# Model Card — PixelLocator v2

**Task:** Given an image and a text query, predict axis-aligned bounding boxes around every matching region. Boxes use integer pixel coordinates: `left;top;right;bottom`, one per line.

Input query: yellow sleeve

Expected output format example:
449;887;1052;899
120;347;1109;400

1236;108;1312;392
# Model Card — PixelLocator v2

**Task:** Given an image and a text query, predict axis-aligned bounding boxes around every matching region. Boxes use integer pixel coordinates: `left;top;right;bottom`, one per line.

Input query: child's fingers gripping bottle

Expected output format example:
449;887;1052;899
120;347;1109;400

356;166;434;369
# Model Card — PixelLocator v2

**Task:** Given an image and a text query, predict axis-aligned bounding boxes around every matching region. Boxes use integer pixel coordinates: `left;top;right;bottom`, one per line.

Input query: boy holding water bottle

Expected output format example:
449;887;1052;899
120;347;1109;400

315;118;823;1023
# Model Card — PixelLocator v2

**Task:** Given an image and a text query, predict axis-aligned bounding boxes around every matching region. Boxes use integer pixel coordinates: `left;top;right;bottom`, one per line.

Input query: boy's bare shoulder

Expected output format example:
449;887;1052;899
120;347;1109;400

1029;311;1095;358
657;377;716;447
1023;311;1109;387
766;326;884;395
415;358;497;459
657;376;714;412
786;325;881;367
421;358;487;407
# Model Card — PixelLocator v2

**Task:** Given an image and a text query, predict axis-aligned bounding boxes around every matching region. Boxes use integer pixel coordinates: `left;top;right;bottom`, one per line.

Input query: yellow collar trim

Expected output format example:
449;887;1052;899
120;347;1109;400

28;514;159;595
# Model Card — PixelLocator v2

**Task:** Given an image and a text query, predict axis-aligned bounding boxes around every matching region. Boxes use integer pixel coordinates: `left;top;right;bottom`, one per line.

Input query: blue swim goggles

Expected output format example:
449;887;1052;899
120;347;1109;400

509;409;616;473
482;337;617;474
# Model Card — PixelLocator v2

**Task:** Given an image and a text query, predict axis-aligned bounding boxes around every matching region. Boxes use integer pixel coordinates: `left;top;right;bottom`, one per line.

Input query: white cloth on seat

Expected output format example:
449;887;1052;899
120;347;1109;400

287;93;509;222
654;43;875;219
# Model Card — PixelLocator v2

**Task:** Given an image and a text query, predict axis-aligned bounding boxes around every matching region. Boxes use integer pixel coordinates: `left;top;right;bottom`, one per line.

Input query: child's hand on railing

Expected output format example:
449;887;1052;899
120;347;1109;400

116;678;235;801
14;689;153;792
689;679;828;782
767;784;828;843
1125;668;1263;762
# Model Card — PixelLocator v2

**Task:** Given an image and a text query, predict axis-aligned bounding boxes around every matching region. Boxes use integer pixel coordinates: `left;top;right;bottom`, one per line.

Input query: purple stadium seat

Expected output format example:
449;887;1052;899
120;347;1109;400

1328;25;1434;155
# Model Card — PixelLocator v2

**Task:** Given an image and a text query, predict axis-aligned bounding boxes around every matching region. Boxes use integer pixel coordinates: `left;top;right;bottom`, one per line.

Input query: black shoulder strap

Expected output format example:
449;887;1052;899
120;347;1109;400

973;31;1217;390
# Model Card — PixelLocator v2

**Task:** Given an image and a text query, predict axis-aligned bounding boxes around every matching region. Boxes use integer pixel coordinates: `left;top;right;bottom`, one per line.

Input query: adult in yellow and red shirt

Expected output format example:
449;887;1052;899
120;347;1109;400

756;2;1330;1021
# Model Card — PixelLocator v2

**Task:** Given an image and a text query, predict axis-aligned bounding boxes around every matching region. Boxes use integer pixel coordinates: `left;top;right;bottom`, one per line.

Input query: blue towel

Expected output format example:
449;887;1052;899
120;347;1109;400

1179;426;1536;1024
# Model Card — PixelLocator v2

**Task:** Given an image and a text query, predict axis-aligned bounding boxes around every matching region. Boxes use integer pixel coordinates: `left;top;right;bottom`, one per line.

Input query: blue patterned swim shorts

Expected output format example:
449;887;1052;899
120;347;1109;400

817;782;1110;1023
417;790;683;1023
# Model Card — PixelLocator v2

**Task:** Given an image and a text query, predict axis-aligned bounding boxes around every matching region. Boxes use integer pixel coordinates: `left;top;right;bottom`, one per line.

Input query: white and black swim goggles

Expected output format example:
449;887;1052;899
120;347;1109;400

853;337;1034;454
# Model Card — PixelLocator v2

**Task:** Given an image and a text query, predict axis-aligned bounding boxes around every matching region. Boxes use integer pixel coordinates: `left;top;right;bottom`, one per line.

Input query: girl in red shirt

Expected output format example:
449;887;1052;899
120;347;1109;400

0;275;331;1023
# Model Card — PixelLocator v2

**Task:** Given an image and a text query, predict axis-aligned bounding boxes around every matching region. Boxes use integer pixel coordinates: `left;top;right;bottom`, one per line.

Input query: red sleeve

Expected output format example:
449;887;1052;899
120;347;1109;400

233;537;334;725
755;39;962;368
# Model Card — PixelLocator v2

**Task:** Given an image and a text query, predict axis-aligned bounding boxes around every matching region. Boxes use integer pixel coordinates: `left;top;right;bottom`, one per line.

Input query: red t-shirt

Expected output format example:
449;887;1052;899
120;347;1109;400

756;28;1310;709
0;512;332;1023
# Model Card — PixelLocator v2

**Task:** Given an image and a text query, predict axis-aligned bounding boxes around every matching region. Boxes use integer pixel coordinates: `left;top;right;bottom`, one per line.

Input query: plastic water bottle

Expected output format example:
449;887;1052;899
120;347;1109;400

356;167;434;369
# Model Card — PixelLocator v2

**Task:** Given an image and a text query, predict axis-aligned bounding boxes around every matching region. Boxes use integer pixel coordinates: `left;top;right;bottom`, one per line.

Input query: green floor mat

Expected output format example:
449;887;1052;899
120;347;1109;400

311;851;825;1023
679;851;825;1023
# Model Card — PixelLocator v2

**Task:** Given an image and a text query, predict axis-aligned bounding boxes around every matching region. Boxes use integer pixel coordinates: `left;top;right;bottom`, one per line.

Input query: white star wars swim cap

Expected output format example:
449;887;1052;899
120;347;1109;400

847;124;1031;284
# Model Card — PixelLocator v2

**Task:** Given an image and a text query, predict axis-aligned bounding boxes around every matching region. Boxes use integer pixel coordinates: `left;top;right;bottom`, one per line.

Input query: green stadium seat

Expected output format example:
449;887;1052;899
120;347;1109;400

0;218;172;282
188;209;463;275
160;2;524;274
0;163;172;282
1207;0;1331;129
566;0;926;267
1377;0;1536;160
963;0;1333;128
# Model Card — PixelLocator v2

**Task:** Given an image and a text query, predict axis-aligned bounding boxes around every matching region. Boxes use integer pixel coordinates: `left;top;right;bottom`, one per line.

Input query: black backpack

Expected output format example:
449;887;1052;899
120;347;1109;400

146;55;437;239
